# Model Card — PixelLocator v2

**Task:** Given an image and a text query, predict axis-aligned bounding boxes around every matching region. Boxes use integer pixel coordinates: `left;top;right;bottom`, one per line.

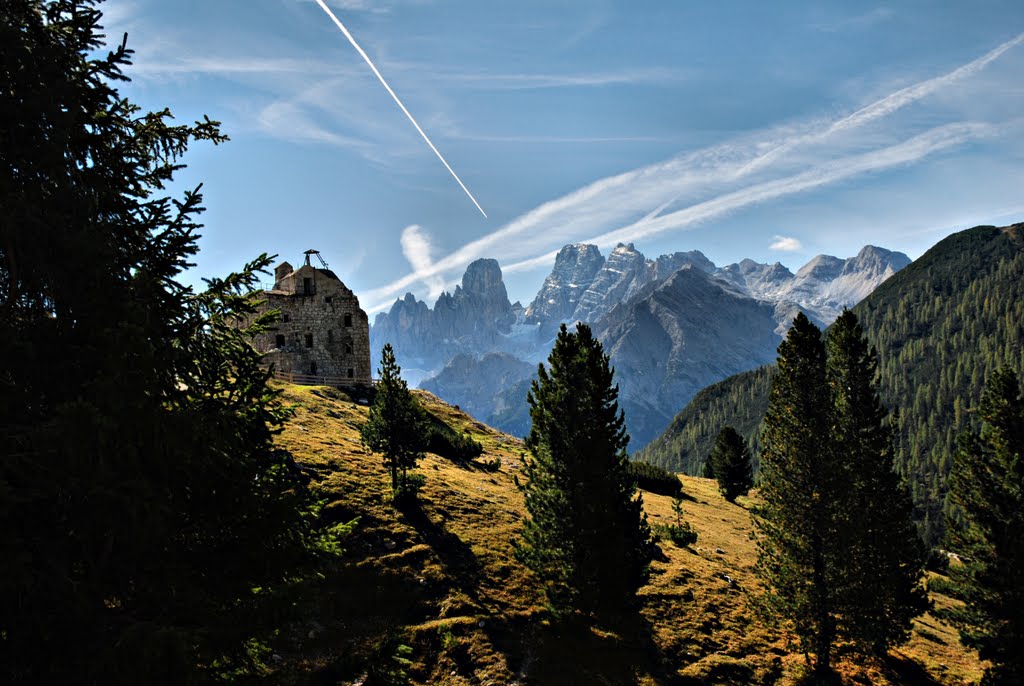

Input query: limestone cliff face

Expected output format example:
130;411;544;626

524;244;605;332
570;243;650;324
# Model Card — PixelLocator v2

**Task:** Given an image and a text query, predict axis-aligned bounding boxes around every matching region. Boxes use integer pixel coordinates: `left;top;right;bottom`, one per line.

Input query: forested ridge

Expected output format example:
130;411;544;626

637;223;1024;542
636;365;773;475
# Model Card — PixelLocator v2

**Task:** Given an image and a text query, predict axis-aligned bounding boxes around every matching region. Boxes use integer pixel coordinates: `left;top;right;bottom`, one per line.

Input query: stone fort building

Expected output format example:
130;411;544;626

251;251;372;385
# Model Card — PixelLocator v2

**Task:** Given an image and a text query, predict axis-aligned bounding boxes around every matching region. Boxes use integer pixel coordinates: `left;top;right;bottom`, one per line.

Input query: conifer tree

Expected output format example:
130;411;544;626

0;2;339;680
756;312;927;679
515;323;652;617
361;344;425;500
946;368;1024;685
755;313;839;680
709;425;753;502
825;310;927;653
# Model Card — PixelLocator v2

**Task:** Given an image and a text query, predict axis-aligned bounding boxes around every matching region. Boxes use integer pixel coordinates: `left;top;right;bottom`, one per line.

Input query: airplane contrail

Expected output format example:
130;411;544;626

312;0;488;218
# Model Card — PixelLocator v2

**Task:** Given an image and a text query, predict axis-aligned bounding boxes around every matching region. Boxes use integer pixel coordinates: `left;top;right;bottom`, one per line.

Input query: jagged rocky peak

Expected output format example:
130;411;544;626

716;258;795;300
459;258;508;298
794;254;844;281
779;246;913;323
844;245;911;275
650;250;716;281
571;243;649;323
525;243;605;325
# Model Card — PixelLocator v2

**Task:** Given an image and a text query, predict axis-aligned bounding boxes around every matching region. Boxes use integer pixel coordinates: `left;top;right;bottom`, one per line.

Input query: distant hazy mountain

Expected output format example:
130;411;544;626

370;258;521;385
371;239;908;441
420;352;535;436
593;265;784;447
636;223;1024;544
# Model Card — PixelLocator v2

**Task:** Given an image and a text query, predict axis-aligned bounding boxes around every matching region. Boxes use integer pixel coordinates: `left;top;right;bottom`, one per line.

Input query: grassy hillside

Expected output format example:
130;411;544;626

264;382;982;685
638;224;1024;543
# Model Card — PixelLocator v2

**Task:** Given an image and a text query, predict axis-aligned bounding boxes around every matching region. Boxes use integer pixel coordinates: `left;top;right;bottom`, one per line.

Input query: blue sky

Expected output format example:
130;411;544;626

100;0;1024;313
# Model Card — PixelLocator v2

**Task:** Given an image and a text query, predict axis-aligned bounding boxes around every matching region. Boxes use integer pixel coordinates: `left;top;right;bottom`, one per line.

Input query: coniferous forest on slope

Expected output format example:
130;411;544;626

638;223;1024;543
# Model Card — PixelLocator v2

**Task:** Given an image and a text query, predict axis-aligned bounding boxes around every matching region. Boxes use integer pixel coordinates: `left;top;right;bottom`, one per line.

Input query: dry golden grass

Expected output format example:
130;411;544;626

269;382;984;685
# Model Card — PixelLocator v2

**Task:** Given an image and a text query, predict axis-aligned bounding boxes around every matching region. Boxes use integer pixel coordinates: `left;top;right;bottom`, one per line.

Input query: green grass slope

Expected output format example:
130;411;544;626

638;223;1024;542
263;382;982;685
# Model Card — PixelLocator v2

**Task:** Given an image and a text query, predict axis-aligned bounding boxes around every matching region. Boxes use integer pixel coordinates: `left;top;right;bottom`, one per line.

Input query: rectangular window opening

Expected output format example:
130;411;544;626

275;334;285;348
344;313;353;327
347;368;354;379
304;333;313;348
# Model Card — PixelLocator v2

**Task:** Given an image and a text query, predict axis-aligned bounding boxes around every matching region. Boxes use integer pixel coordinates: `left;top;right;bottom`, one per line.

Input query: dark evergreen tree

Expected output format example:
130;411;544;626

708;425;753;502
825;310;927;654
756;312;928;679
0;2;340;681
361;343;426;500
515;323;652;617
946;368;1024;685
755;313;839;680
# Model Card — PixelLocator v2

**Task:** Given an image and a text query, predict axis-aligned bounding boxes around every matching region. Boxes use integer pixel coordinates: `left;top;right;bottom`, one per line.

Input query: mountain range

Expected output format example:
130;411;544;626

637;223;1024;543
371;241;910;446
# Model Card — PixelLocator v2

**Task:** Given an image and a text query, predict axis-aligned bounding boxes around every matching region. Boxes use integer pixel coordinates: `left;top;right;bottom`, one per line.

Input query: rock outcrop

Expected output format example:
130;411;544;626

524;244;605;334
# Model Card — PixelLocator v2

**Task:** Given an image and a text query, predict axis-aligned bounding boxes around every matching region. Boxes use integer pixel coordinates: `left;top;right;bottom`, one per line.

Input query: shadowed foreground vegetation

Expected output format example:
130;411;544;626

266;382;984;685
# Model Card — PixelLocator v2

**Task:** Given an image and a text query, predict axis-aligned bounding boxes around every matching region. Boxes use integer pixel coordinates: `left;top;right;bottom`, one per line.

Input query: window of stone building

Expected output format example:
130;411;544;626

283;313;290;323
275;334;285;347
305;333;313;348
325;296;333;304
310;362;317;375
303;277;313;295
327;329;333;344
347;368;354;379
344;313;352;327
345;343;353;354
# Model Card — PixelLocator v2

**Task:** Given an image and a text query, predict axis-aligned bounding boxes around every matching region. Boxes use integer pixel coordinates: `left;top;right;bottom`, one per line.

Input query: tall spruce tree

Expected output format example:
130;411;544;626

756;312;927;680
361;344;426;500
946;368;1024;685
755;313;840;679
825;310;927;653
708;425;753;502
0;2;339;681
515;323;652;617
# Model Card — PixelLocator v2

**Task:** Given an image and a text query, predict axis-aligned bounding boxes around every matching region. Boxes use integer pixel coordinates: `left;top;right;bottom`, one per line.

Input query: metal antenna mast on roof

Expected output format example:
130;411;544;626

303;249;329;270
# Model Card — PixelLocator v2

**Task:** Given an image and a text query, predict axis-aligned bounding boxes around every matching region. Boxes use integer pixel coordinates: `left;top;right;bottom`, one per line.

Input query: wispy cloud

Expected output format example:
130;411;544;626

494;122;995;276
130;55;343;78
361;32;1024;312
400;225;446;300
770;236;803;251
256;100;371;149
732;31;1024;177
431;66;691;90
